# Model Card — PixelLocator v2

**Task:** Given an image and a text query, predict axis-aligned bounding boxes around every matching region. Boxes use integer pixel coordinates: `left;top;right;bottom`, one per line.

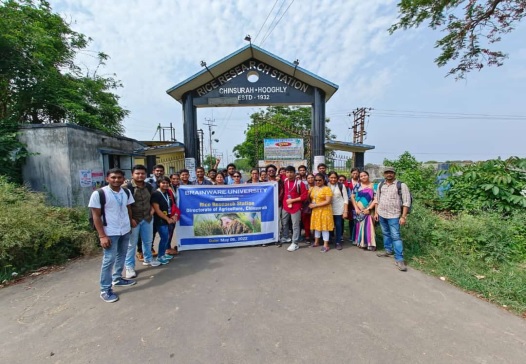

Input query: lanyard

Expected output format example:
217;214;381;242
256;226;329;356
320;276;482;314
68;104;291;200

286;180;297;195
110;189;123;206
160;191;171;211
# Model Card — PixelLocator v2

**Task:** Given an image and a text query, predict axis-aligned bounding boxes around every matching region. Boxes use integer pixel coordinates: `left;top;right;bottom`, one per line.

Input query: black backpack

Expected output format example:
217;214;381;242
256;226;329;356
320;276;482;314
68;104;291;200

89;188;131;229
378;181;412;214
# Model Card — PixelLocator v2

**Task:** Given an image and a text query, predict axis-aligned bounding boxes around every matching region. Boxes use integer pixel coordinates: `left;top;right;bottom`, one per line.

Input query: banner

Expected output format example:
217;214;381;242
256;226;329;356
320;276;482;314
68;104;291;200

176;182;279;250
264;138;304;160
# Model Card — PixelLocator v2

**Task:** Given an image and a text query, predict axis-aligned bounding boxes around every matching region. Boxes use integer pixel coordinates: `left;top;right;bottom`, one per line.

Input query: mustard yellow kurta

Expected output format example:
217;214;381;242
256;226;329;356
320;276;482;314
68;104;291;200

309;186;334;231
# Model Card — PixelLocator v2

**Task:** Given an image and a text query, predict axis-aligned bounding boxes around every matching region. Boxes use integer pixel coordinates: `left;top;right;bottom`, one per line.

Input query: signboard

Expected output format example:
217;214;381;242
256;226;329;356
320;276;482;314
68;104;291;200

313;156;325;170
176;183;279;250
192;59;314;107
79;170;92;187
184;157;197;181
258;160;308;170
264;138;304;160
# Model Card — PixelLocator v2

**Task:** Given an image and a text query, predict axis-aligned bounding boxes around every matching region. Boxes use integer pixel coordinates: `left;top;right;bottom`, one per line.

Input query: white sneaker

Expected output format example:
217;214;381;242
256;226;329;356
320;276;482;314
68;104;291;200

280;237;292;243
125;267;136;279
287;242;299;252
143;259;161;267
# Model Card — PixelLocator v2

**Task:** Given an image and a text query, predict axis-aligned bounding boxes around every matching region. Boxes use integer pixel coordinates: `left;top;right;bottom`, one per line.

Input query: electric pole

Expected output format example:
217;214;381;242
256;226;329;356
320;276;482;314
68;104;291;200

204;118;217;163
349;107;371;144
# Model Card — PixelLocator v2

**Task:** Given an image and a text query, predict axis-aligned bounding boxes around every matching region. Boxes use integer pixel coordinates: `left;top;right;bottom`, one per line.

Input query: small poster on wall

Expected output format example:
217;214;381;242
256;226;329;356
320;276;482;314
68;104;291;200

185;157;197;181
91;169;104;189
79;170;92;187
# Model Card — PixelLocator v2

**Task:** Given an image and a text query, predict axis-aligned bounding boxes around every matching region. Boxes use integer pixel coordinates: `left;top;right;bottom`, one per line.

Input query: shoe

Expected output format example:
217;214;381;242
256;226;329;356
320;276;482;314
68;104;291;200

276;241;282;247
157;256;170;265
279;237;292;243
287;243;299;252
100;289;119;303
310;242;320;248
112;278;137;287
396;261;408;271
125;267;136;279
166;248;178;255
336;243;343;251
377;251;394;257
136;252;144;262
320;246;330;253
152;249;158;257
163;254;174;260
261;244;267;247
143;259;161;267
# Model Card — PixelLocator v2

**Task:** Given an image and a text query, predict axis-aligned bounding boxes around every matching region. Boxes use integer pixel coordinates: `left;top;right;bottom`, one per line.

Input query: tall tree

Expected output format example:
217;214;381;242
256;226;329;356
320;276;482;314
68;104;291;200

390;0;526;78
233;106;335;168
0;0;128;134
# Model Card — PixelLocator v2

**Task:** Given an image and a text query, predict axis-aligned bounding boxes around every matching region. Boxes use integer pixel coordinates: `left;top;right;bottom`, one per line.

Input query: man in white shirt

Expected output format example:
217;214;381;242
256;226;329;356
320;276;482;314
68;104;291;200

89;168;136;303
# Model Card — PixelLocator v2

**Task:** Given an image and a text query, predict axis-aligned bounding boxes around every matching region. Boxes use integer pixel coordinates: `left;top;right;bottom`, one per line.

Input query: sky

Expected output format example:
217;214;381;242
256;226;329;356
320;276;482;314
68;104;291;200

50;0;526;165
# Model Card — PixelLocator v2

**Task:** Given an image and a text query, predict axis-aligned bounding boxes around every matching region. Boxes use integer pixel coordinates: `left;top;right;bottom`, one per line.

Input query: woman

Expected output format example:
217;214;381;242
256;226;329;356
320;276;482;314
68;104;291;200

151;176;179;264
278;167;287;181
246;168;260;183
215;173;225;185
259;170;267;182
328;171;348;250
232;172;242;184
169;173;180;195
207;169;218;184
308;173;334;252
351;171;377;250
301;173;315;243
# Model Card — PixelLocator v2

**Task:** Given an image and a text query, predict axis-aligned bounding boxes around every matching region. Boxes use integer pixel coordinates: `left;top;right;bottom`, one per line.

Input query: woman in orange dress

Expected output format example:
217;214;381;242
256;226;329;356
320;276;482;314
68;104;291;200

308;173;334;252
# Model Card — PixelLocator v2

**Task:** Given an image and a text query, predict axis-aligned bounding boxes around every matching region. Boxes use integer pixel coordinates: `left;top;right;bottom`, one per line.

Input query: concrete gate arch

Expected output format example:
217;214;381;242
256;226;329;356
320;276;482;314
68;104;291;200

166;44;338;168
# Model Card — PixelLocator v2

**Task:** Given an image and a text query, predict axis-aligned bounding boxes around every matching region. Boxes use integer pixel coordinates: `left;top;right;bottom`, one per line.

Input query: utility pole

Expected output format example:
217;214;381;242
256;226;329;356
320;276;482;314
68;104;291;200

204;118;217;165
156;123;177;142
349;107;371;144
197;129;204;166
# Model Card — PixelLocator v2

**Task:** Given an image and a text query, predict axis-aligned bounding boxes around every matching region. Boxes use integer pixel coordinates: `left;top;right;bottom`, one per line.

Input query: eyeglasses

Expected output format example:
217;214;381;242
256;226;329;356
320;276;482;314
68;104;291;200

233;175;241;178
315;179;323;182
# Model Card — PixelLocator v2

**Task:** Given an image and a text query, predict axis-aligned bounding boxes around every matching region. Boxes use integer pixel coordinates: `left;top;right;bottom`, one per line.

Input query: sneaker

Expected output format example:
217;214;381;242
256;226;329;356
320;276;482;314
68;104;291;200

279;237;291;243
143;259;161;267
287;242;299;252
157;256;170;265
112;278;137;287
396;261;408;271
377;251;394;257
163;254;174;260
336;243;343;250
125;267;136;279
136;252;144;262
100;289;119;303
152;249;158;257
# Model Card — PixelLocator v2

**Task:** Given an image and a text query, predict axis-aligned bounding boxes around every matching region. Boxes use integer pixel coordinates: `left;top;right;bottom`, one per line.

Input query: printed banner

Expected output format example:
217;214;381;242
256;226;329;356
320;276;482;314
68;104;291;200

264;138;304;160
79;170;92;187
176;183;279;250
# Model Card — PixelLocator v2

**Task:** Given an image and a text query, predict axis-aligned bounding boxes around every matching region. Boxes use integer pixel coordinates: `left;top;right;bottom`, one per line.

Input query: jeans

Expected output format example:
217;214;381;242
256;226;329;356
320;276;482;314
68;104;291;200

126;219;153;268
378;216;404;261
100;233;130;291
157;224;170;257
332;215;343;244
281;210;301;242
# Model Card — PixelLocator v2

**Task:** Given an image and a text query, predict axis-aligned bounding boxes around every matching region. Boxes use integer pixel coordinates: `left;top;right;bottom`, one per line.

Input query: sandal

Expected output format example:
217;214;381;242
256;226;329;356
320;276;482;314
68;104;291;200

320;246;330;253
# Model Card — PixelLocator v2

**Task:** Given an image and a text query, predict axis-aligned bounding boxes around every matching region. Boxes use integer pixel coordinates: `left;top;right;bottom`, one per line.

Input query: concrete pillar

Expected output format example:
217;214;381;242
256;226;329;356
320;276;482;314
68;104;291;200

311;87;326;168
182;92;199;165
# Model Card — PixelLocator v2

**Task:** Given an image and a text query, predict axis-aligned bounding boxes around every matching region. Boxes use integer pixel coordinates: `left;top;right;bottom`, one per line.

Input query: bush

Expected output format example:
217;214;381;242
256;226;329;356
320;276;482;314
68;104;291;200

0;176;98;282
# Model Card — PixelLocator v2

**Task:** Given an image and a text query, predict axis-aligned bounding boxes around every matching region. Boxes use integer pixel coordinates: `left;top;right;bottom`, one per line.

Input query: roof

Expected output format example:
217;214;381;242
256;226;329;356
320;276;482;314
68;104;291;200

167;44;338;103
325;140;375;153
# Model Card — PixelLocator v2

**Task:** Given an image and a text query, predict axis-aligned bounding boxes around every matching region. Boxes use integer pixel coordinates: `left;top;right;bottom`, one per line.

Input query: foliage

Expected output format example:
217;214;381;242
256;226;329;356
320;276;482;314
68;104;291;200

233;106;334;167
0;119;30;183
383;151;439;206
0;176;97;282
440;157;526;212
399;200;526;314
0;0;128;133
202;155;218;170
390;0;526;78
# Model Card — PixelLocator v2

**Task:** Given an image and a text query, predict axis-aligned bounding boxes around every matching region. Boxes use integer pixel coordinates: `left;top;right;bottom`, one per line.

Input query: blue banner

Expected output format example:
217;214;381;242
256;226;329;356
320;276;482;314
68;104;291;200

176;182;279;250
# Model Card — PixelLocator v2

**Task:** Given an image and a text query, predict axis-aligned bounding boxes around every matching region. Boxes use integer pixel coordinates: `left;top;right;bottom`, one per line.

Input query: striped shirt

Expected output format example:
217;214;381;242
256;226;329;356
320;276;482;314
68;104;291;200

375;180;411;219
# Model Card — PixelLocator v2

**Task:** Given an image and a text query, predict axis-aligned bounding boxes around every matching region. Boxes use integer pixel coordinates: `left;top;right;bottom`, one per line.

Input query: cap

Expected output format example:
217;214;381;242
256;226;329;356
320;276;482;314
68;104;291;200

383;167;396;173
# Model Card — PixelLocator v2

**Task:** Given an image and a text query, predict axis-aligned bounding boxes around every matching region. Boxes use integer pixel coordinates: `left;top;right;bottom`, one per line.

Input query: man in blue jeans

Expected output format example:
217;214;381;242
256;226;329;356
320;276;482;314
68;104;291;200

89;168;137;303
374;167;411;271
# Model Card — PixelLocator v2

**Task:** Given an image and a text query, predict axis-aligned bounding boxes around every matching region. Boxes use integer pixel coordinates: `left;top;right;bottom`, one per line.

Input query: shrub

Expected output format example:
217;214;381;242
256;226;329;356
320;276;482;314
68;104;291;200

0;176;97;282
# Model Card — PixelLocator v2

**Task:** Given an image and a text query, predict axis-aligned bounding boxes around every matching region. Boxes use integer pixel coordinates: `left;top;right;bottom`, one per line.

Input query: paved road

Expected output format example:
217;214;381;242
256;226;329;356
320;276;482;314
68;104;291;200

1;244;525;364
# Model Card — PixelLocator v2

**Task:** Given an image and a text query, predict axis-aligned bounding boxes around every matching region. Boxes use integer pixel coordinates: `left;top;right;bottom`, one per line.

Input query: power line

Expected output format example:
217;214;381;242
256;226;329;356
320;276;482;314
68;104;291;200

260;0;295;46
253;0;280;43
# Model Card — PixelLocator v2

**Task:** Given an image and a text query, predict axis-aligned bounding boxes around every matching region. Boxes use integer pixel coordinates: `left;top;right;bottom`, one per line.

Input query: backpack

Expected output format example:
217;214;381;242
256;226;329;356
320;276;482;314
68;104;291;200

125;181;153;196
89;188;131;230
378;181;412;214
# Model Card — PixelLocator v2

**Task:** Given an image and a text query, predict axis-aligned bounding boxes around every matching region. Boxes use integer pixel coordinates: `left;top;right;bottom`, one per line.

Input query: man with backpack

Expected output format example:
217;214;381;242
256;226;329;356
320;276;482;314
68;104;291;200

89;168;136;303
124;165;161;280
374;167;412;271
281;166;309;252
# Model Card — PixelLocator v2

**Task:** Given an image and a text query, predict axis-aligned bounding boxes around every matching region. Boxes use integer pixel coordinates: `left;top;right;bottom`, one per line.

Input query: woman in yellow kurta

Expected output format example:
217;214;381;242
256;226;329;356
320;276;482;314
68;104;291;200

308;174;334;252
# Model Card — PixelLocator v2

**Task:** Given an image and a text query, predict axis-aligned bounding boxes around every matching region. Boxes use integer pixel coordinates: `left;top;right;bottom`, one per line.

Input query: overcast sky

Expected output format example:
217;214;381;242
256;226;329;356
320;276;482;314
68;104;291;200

50;0;526;165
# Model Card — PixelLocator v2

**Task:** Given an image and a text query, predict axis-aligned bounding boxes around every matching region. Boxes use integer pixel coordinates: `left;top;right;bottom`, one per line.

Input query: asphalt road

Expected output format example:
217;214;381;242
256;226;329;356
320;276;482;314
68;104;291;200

1;243;525;364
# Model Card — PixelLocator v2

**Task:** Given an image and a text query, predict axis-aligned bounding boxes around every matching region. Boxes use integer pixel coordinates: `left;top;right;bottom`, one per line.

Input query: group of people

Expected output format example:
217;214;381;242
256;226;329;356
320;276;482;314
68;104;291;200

89;161;411;303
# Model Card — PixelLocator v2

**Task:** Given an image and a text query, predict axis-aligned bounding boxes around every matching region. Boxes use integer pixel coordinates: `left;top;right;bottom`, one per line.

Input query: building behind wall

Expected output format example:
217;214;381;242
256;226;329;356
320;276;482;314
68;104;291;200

19;124;144;207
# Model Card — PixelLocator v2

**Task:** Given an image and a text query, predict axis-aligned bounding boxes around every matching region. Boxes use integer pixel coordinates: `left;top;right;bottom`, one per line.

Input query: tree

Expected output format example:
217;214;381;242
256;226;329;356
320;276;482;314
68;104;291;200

233;106;335;167
0;0;128;134
390;0;526;78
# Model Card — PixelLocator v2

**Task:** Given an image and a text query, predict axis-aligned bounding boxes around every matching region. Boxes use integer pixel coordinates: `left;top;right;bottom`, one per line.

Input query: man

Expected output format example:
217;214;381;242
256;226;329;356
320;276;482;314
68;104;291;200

317;163;329;183
146;164;165;189
225;163;237;185
374;167;411;272
89;168;136;303
195;166;213;185
298;165;308;184
179;169;193;185
347;167;360;242
266;164;285;246
282;166;309;252
124;165;160;280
